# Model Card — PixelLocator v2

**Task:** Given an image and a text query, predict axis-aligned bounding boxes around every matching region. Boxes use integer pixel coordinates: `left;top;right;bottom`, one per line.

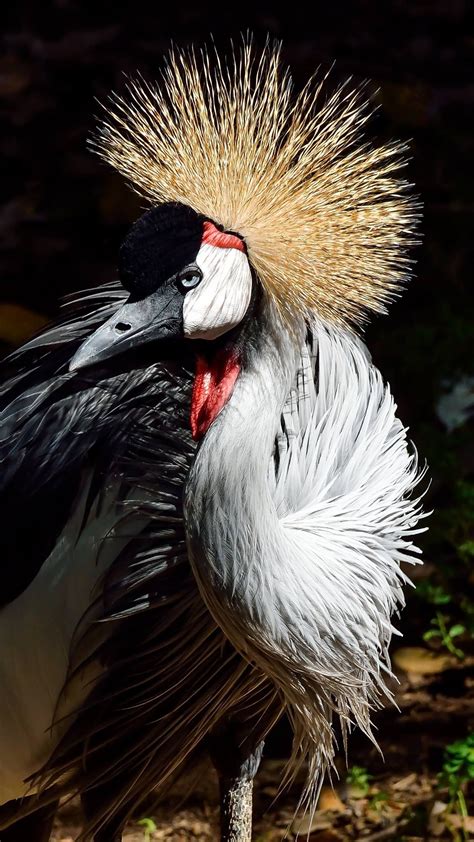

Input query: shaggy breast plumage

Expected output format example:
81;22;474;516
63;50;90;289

185;305;424;802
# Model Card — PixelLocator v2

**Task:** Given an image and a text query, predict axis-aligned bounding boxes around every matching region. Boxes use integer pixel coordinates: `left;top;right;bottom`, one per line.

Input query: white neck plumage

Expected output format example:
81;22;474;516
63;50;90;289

184;299;423;801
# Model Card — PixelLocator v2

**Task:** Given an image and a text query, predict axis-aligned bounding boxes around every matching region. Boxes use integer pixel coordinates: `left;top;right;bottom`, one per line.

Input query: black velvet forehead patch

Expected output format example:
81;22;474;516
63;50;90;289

119;202;204;297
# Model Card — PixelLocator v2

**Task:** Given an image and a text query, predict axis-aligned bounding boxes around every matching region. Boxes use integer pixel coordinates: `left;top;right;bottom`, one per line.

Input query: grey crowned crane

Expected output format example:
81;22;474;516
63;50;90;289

0;40;424;842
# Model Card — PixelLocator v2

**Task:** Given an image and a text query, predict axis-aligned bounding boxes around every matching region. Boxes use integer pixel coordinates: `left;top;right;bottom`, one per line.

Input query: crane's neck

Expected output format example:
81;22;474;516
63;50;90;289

185;302;302;613
184;301;331;740
184;302;336;788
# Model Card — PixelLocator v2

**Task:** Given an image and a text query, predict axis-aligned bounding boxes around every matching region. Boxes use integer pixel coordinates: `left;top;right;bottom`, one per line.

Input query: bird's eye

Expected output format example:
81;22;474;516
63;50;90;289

177;266;203;292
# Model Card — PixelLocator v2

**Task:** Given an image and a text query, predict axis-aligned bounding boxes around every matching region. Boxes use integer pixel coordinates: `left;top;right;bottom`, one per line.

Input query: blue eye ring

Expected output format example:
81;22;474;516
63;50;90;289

177;265;203;291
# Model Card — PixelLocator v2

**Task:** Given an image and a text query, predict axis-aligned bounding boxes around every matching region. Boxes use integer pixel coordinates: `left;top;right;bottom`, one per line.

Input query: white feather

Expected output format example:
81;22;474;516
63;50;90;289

183;243;252;340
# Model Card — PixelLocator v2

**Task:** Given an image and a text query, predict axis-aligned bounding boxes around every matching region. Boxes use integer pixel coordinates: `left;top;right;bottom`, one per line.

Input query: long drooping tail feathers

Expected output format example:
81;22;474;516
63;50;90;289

92;37;419;327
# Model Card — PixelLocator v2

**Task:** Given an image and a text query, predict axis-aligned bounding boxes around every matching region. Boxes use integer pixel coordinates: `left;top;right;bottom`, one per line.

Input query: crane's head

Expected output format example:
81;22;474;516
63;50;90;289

70;202;253;360
69;202;255;438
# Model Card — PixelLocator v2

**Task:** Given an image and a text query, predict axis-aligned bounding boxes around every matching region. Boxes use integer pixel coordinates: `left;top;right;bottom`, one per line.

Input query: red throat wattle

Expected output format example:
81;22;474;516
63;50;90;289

191;349;241;441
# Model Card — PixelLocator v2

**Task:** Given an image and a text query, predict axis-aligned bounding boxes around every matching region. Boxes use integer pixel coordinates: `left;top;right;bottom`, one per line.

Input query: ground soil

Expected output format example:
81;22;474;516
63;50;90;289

48;660;474;841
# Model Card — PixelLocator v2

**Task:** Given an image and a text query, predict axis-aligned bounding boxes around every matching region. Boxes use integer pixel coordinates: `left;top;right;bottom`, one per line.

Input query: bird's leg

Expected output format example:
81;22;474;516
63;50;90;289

209;721;264;842
218;774;254;842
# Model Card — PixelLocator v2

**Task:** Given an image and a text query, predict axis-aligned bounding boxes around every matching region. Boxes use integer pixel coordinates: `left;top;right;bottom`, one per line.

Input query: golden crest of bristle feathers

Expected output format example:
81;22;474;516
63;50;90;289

92;39;419;326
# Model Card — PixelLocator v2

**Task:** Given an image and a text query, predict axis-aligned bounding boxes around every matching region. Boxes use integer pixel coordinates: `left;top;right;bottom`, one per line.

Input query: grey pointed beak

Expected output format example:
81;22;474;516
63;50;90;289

69;286;183;372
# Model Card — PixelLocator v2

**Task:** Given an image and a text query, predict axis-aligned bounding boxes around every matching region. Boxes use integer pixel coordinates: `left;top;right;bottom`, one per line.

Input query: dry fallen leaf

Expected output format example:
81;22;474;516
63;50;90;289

0;303;48;345
428;800;448;837
445;813;474;833
393;646;453;675
291;787;347;836
307;830;342;842
291;811;332;836
0;55;32;98
317;786;346;812
392;772;417;791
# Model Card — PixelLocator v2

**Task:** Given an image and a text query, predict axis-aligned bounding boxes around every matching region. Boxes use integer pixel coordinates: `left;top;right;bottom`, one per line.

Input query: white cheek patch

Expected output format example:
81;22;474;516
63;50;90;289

183;243;252;340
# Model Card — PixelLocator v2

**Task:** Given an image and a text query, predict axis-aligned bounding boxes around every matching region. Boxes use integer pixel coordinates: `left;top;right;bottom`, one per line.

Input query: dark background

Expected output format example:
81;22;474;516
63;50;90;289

1;1;474;836
2;3;473;442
